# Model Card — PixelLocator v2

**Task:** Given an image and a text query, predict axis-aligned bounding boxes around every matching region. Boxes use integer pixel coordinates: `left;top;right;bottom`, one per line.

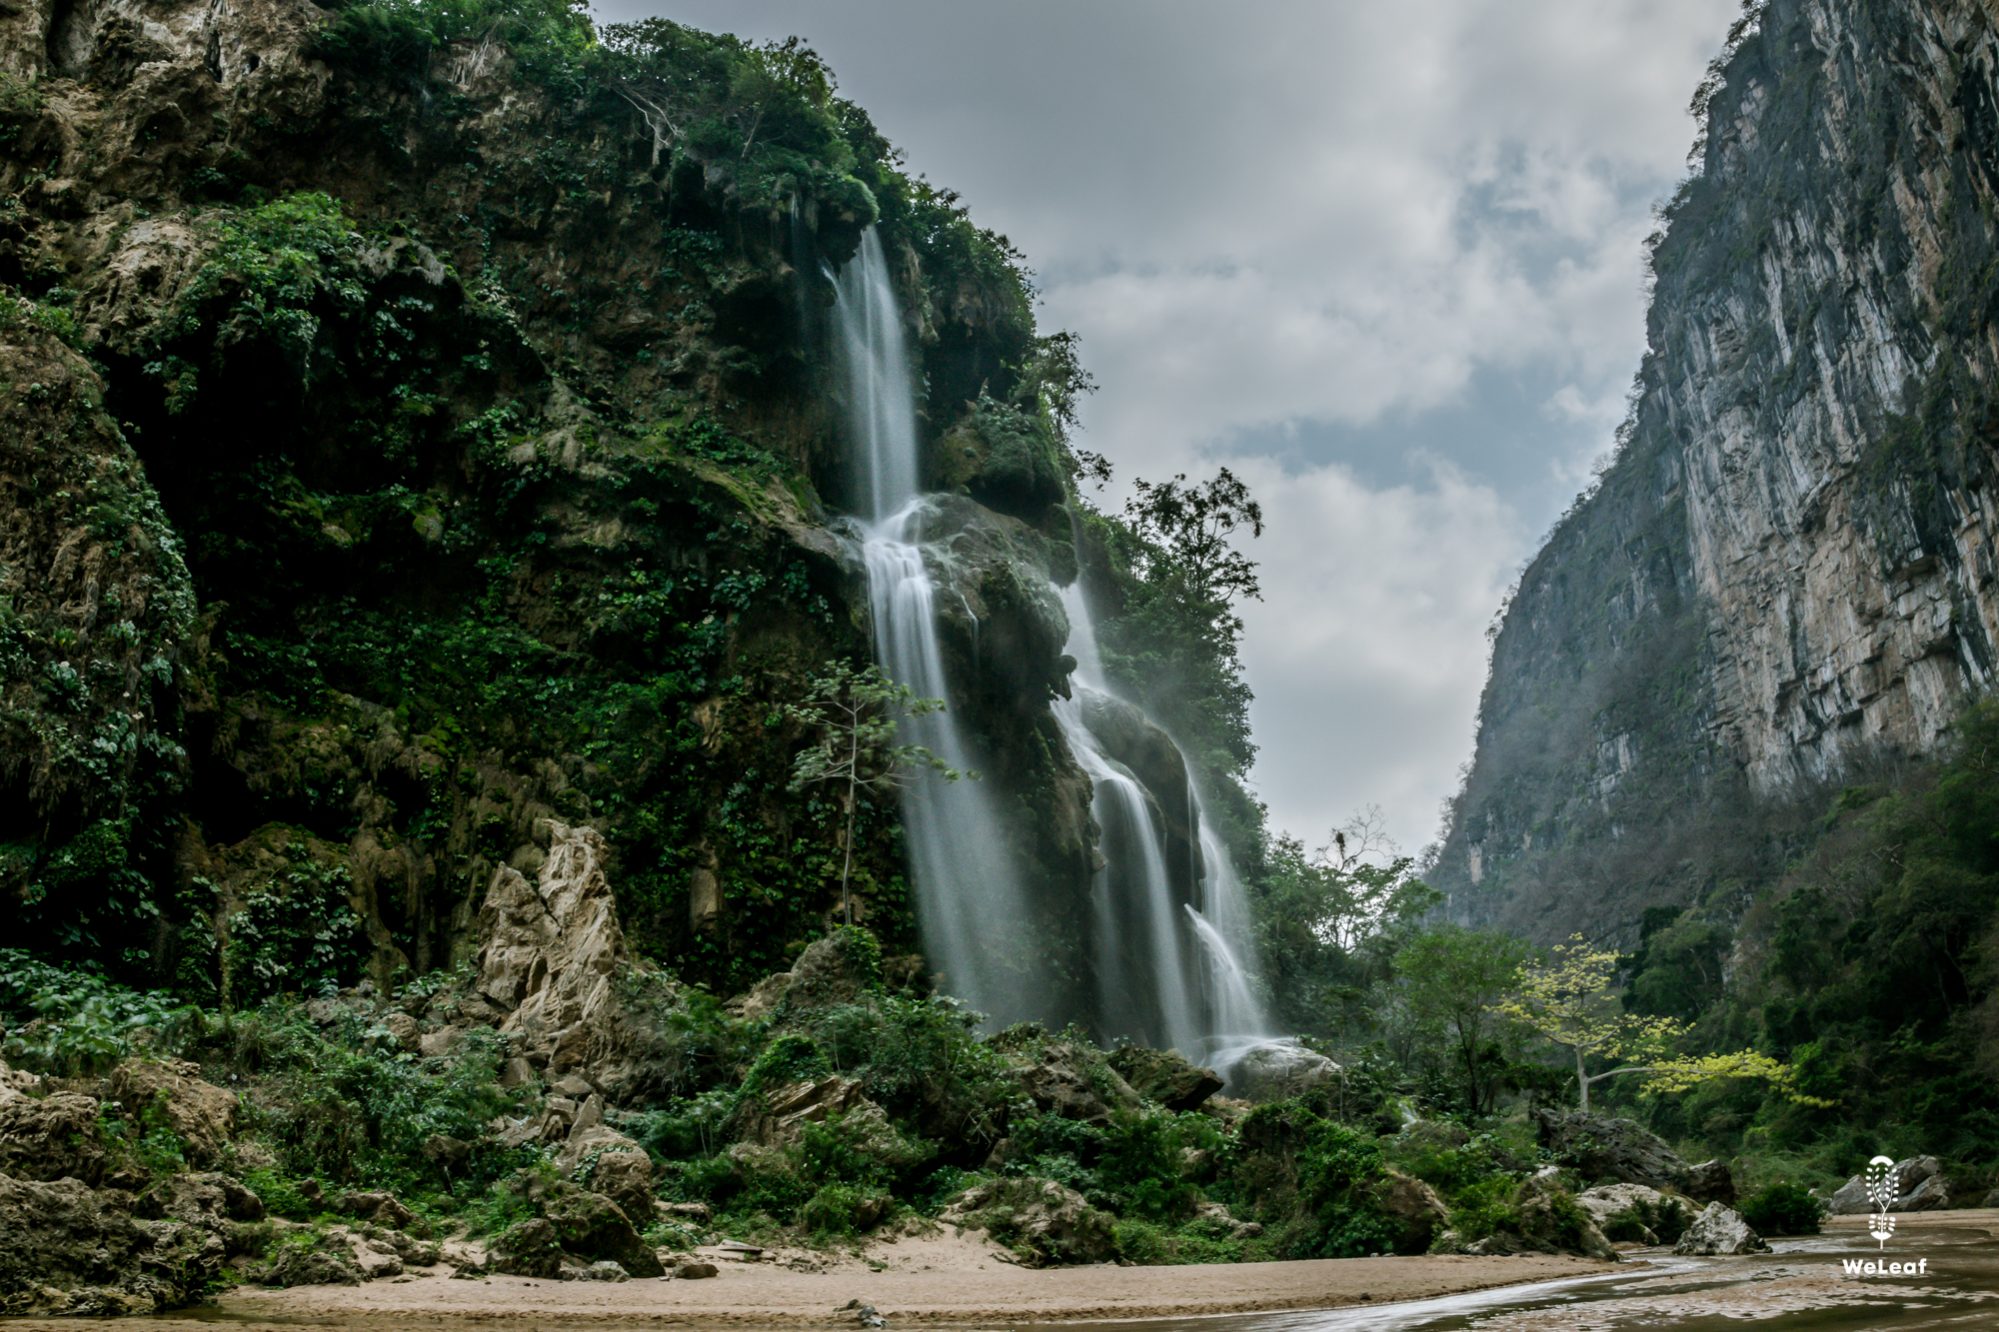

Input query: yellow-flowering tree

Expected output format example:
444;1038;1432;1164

1496;935;1806;1111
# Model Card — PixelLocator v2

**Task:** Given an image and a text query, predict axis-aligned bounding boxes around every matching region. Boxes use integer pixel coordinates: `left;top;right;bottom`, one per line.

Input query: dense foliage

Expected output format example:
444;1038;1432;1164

1629;699;1999;1177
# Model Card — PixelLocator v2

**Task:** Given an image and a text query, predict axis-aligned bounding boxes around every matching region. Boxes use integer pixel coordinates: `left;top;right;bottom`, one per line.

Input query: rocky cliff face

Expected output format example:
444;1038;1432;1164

1437;0;1999;935
0;0;1107;993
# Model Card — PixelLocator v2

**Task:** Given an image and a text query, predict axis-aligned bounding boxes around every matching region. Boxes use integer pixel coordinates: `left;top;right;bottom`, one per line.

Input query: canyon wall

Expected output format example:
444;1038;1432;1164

1437;0;1999;936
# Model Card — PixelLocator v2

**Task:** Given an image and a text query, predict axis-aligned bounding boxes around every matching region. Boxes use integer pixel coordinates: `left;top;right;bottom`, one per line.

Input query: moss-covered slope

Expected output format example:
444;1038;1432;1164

0;0;1095;994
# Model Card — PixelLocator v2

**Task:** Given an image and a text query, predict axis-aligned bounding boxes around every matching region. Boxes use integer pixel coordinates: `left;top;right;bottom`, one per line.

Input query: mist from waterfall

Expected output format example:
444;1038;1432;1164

832;231;1034;1023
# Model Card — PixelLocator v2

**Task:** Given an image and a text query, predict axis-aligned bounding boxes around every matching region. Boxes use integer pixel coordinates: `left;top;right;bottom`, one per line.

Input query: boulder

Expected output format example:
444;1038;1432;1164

246;1229;364;1288
1683;1159;1736;1204
1514;1176;1619;1260
1376;1168;1450;1254
942;1178;1117;1266
1575;1182;1686;1245
741;1075;872;1146
1900;1172;1951;1212
340;1190;417;1230
477;822;632;1081
0;1091;108;1184
490;1218;565;1280
1533;1109;1692;1192
0;1174;226;1315
562;1122;656;1225
1828;1156;1948;1215
106;1061;238;1169
673;1259;719;1279
540;1184;664;1278
380;1013;420;1050
1108;1046;1223;1112
1673;1202;1770;1255
1227;1042;1342;1101
418;1027;467;1059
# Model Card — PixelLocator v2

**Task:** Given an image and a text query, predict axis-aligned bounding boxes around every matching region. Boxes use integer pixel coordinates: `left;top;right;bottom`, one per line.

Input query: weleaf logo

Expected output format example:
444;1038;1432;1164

1864;1155;1899;1250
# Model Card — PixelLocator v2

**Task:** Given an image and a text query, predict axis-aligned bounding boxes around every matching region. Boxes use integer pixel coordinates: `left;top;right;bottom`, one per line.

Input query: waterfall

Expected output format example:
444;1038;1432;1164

832;233;1034;1023
1055;580;1278;1063
828;225;1280;1072
831;229;919;524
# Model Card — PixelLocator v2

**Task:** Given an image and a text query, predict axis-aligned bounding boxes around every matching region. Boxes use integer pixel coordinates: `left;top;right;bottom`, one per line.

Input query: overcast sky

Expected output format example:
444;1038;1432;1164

599;1;1740;856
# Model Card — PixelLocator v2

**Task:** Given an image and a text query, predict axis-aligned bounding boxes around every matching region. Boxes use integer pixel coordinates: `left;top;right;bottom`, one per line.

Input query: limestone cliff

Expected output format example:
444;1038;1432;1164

1436;0;1999;935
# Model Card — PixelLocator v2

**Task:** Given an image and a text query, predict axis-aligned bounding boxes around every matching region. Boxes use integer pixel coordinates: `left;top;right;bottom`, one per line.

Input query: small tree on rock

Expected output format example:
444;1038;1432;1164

1496;934;1809;1111
785;660;956;926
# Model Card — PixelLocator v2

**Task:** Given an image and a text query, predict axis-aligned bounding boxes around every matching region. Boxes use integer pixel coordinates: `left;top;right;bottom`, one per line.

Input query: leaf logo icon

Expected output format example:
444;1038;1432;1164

1865;1155;1898;1249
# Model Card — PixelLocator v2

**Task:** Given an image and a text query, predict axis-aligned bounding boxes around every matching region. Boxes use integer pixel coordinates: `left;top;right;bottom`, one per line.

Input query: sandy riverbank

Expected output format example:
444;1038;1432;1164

7;1229;1616;1328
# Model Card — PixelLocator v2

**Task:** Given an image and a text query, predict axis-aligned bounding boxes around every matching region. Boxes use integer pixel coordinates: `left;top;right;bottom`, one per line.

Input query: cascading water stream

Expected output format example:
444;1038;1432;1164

832;231;1034;1023
1054;580;1278;1064
830;224;1282;1072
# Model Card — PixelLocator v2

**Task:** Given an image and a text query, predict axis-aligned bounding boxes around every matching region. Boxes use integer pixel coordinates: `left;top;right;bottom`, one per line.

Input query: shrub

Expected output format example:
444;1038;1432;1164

0;950;203;1075
1738;1180;1826;1236
223;850;366;1004
798;1182;892;1237
229;1001;531;1201
1447;1175;1522;1244
1284;1118;1395;1258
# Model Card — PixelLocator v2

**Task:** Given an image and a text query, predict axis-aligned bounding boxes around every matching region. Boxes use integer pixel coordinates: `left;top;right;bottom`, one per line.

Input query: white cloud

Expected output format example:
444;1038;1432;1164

1232;457;1524;855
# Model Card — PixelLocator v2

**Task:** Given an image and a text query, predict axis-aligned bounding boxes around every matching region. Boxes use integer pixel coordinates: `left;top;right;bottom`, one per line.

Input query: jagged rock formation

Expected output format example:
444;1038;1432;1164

1437;0;1999;935
477;821;629;1080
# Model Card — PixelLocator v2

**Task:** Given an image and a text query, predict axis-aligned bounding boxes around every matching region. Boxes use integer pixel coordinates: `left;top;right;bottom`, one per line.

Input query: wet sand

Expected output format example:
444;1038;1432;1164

4;1229;1612;1328
17;1211;1997;1329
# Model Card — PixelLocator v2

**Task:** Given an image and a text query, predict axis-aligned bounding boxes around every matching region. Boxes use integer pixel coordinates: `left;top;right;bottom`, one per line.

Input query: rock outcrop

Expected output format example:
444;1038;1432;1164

1673;1202;1770;1255
1535;1109;1721;1197
478;822;632;1083
1436;0;1999;937
1828;1155;1950;1214
942;1177;1118;1267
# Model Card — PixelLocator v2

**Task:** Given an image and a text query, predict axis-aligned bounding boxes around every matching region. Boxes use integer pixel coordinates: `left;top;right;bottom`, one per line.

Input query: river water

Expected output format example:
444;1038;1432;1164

1078;1220;1999;1331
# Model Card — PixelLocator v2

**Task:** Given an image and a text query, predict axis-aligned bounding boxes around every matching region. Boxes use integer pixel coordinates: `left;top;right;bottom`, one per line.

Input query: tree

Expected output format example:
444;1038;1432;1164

1256;810;1440;1038
1122;467;1264;612
1101;468;1266;775
785;661;956;926
1394;926;1527;1117
1497;935;1807;1111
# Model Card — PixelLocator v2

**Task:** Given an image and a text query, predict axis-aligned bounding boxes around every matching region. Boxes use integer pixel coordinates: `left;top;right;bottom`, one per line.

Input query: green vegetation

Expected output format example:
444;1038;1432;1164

784;662;954;924
1097;469;1265;780
1737;1180;1824;1237
1630;699;1999;1177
